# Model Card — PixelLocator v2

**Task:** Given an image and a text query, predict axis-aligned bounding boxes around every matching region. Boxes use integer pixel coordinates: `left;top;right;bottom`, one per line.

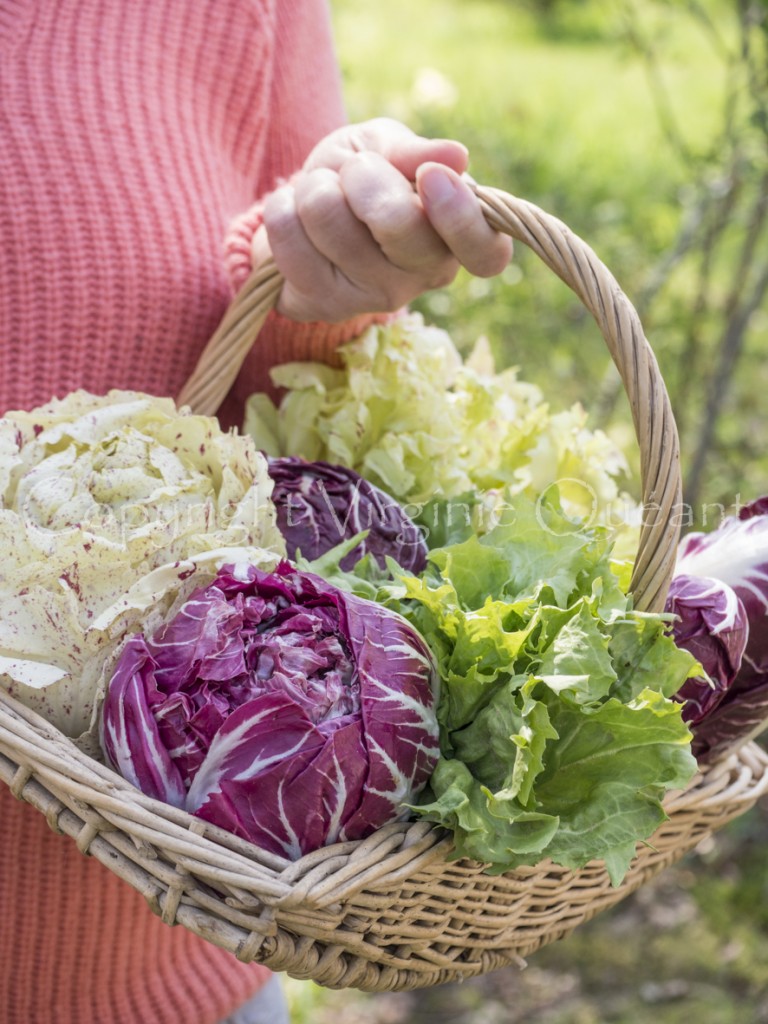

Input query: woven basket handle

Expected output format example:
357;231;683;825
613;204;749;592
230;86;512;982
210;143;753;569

177;185;682;613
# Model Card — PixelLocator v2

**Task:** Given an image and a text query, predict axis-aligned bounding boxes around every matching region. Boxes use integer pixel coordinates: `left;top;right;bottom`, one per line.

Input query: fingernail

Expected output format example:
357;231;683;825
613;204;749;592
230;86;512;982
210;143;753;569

418;165;459;206
430;138;468;161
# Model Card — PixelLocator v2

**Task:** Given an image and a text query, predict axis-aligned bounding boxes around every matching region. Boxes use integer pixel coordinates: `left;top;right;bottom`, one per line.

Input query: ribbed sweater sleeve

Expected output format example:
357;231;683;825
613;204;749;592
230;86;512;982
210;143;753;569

0;2;357;1021
0;0;361;425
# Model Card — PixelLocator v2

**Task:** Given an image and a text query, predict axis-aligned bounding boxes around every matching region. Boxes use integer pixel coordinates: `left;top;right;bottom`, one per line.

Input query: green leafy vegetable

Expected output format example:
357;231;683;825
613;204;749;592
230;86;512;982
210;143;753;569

241;316;697;883
243;314;639;555
309;492;698;885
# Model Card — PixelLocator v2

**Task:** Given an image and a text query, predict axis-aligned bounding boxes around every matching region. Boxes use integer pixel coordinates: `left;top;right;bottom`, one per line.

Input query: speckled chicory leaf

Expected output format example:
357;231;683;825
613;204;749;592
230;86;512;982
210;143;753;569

0;390;284;744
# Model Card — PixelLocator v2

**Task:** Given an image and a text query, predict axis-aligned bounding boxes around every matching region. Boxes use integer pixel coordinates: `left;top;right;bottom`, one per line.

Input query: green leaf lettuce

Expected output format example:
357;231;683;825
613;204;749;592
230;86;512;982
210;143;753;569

318;491;699;885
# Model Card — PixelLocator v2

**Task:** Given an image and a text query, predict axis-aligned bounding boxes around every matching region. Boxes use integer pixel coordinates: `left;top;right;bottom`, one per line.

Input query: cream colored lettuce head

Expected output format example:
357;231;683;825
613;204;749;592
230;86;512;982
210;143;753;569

0;390;284;745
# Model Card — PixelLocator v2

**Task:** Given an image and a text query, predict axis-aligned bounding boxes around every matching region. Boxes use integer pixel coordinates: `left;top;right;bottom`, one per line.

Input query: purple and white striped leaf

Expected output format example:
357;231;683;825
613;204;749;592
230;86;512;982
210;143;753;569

102;561;440;858
101;634;187;808
664;574;748;726
674;498;768;759
267;456;428;573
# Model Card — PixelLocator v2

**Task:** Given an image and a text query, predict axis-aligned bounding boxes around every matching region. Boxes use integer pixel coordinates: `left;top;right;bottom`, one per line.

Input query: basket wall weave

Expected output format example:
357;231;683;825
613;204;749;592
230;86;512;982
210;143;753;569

2;186;767;992
2;688;767;991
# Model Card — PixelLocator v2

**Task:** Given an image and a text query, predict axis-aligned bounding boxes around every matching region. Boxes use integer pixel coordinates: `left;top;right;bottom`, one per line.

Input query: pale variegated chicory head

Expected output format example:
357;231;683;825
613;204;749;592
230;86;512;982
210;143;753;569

243;314;638;552
0;390;285;744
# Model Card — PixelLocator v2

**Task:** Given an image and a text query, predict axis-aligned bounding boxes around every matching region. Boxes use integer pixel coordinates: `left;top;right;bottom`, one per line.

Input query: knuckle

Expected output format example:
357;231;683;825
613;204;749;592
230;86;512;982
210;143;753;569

356;116;409;147
428;260;460;291
262;192;295;241
295;171;344;233
367;197;421;248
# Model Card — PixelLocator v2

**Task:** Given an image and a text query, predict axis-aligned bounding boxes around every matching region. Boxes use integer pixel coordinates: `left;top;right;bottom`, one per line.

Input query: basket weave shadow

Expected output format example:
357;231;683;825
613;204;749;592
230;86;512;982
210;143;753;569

2;186;767;992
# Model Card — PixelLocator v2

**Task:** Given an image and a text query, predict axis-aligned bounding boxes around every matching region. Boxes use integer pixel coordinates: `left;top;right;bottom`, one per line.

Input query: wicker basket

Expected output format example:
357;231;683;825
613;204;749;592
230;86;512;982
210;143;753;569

2;186;767;993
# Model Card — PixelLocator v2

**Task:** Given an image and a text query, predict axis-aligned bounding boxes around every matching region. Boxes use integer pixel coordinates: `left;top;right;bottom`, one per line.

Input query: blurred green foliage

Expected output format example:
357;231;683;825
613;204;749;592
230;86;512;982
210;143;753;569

332;0;768;522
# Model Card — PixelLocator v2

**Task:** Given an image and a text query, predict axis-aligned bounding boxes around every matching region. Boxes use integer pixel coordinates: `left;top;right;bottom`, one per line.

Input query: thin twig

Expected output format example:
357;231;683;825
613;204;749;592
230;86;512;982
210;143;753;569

684;246;768;511
674;167;744;434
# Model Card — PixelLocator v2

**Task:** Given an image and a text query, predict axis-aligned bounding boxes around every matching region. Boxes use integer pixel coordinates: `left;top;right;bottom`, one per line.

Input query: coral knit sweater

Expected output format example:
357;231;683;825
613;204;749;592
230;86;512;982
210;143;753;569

0;2;375;1021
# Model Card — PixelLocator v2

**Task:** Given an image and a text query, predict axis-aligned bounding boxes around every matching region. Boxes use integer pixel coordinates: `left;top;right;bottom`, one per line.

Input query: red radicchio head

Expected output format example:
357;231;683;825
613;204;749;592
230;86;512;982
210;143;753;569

102;561;440;859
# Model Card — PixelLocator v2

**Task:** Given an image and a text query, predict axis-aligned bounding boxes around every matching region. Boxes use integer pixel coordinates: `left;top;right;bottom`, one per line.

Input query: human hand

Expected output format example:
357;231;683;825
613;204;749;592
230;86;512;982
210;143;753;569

252;118;513;323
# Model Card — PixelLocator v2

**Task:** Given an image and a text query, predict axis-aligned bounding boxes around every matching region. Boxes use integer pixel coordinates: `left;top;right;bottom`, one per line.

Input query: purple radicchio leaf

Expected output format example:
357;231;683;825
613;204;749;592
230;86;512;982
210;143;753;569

664;574;748;727
266;456;428;574
739;496;768;520
675;501;768;761
99;634;187;808
102;561;440;859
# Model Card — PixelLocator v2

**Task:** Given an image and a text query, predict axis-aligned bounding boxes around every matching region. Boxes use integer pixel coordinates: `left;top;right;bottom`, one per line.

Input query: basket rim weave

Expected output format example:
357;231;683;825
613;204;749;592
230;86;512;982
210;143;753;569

2;684;767;990
2;185;761;992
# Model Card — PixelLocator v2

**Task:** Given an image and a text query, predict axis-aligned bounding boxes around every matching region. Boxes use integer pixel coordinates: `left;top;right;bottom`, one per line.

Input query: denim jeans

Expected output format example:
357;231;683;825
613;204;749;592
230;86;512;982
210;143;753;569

218;975;290;1024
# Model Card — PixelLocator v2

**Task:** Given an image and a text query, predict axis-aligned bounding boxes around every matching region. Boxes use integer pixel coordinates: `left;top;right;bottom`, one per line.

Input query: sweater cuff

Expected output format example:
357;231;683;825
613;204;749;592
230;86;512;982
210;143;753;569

224;201;269;293
261;307;394;365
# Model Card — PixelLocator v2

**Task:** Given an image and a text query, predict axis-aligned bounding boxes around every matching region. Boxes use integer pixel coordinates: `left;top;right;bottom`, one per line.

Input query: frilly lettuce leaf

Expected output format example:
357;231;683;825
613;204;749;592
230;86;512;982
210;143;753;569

243;314;639;547
316;491;698;885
